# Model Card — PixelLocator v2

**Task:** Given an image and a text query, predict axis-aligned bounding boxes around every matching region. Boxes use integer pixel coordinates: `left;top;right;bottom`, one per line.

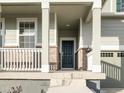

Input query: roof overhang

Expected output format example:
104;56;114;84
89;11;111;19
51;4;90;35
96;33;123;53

0;0;93;4
85;0;107;23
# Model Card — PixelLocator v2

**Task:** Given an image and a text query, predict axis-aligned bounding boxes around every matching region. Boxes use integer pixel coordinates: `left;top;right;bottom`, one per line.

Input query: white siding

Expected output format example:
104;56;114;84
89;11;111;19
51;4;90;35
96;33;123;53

102;0;112;13
2;13;56;47
3;14;42;46
102;0;116;13
81;22;92;48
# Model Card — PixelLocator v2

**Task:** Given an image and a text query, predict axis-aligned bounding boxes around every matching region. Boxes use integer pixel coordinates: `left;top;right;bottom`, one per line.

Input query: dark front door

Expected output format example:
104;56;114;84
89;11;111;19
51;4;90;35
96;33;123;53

62;40;74;69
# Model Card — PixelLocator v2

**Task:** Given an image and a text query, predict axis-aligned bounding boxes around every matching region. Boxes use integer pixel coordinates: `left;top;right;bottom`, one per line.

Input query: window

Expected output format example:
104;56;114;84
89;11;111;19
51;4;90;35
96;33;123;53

117;0;124;12
17;18;37;48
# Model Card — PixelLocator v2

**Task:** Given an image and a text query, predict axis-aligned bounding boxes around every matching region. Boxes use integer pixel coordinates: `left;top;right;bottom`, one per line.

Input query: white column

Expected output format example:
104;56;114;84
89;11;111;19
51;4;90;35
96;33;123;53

79;18;83;49
0;5;1;71
54;13;58;46
41;0;50;72
92;0;101;72
0;5;1;17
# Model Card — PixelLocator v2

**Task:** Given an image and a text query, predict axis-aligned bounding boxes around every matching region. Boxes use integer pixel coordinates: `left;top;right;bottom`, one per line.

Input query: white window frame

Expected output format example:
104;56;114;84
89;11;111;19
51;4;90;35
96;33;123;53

0;18;5;48
60;37;76;70
17;18;38;48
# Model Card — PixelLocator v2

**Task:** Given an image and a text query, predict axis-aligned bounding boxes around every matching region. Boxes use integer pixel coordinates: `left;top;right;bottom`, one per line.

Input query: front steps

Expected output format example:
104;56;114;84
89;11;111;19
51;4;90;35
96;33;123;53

0;71;105;93
47;79;93;93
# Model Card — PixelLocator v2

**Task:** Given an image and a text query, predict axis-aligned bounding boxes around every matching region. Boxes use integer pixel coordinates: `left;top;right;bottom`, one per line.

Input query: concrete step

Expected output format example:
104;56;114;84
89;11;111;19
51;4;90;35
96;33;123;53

47;79;93;93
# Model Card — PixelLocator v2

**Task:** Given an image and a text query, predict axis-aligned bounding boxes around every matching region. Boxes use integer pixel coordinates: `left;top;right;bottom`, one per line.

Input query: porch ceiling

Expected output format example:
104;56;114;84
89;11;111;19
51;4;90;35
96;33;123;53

1;4;91;30
1;5;42;14
51;5;91;30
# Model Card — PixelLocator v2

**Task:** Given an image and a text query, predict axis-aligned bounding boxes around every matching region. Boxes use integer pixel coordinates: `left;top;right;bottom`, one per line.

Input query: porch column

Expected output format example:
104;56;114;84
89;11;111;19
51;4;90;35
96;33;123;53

92;0;101;72
41;0;50;72
0;5;1;17
0;5;1;71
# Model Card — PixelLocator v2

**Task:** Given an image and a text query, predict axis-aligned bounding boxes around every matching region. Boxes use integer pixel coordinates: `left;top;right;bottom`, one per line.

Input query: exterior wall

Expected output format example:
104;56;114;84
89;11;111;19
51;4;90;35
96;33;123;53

58;30;78;48
100;18;124;88
80;22;92;48
80;19;124;50
101;18;124;50
0;80;50;93
2;13;56;47
102;0;116;13
102;0;112;13
2;14;42;47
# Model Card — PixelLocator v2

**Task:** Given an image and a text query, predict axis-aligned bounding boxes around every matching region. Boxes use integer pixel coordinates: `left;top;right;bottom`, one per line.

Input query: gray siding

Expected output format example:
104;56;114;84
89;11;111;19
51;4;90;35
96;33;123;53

80;19;124;48
101;19;124;46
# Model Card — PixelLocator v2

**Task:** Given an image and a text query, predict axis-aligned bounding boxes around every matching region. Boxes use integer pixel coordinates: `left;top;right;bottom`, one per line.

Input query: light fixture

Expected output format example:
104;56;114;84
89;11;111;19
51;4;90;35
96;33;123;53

66;24;70;27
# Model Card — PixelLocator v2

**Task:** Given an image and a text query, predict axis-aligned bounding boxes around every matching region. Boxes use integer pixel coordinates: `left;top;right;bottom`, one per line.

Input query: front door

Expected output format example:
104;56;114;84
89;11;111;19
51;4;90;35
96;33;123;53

61;40;74;69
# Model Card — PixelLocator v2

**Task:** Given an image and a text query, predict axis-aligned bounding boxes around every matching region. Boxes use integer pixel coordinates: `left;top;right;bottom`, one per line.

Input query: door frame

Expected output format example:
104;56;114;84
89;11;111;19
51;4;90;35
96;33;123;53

60;37;76;70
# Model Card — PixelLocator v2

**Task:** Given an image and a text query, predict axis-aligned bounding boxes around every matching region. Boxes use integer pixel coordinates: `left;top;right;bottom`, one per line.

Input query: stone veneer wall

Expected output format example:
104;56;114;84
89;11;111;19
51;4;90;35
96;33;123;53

49;46;59;71
77;48;87;70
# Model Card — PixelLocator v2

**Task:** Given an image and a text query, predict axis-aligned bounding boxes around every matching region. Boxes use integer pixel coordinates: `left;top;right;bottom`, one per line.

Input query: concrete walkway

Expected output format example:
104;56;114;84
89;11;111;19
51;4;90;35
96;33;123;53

47;79;93;93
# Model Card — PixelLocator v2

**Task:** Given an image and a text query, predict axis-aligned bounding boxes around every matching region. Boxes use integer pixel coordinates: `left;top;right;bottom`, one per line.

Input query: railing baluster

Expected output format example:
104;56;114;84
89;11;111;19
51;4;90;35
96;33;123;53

23;49;25;70
13;49;15;70
10;49;12;70
32;49;34;70
19;49;22;70
40;50;42;70
28;49;30;70
35;49;37;70
16;49;19;71
25;49;28;71
1;49;3;69
7;49;9;70
3;49;6;70
38;49;40;70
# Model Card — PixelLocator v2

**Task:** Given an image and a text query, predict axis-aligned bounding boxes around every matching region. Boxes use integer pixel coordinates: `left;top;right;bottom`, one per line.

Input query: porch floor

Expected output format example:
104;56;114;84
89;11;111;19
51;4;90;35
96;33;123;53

0;71;105;80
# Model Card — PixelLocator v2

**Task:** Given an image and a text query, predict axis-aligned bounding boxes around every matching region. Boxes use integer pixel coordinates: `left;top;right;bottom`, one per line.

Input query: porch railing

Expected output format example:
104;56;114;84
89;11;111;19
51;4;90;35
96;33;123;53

0;48;42;71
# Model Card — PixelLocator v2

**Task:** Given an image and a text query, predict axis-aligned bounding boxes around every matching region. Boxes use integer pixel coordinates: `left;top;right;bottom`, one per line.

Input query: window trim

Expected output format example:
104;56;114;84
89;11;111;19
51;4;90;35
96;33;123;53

0;18;5;48
17;18;38;48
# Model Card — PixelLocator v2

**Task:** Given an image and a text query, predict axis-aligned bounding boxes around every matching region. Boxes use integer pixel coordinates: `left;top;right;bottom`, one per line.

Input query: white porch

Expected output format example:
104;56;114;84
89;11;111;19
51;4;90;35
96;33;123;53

0;0;102;73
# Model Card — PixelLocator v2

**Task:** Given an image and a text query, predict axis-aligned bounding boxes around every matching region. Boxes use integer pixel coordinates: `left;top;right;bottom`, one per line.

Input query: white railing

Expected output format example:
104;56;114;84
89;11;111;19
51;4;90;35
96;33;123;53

0;48;42;71
87;51;93;71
